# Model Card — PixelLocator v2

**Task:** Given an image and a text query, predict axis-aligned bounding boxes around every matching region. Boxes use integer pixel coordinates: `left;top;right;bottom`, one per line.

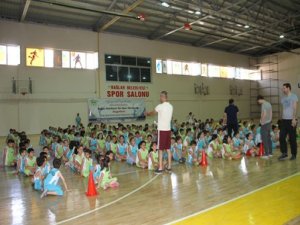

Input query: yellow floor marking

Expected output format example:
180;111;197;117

174;174;300;225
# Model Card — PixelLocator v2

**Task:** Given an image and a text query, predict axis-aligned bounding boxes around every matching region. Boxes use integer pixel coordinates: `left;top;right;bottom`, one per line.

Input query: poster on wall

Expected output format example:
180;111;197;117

26;48;44;67
70;52;86;69
172;61;182;74
208;64;220;77
0;45;7;64
162;61;167;73
156;59;162;74
54;50;62;67
201;64;208;76
88;98;146;123
62;51;70;68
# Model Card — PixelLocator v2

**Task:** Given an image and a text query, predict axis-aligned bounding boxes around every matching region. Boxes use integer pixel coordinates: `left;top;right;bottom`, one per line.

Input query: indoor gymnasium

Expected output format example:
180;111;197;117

1;0;300;224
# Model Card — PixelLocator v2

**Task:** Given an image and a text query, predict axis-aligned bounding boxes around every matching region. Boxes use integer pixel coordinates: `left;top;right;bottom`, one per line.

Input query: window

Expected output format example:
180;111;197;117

141;68;151;82
208;64;220;77
105;54;151;83
158;59;201;76
0;44;20;66
45;49;54;68
62;51;70;68
105;54;121;64
118;67;130;82
106;65;118;81
121;56;136;66
26;48;98;70
86;52;98;69
137;57;151;67
156;58;260;80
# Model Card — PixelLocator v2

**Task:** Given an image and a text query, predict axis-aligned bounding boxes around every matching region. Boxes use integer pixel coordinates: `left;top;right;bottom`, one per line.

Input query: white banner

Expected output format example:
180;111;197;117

88;98;146;123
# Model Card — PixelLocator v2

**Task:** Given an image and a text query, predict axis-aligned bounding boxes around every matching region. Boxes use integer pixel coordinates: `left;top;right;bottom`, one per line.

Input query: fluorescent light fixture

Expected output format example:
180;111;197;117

198;21;204;25
244;25;249;28
107;55;111;59
195;11;201;15
236;24;242;27
161;2;170;7
279;34;284;38
187;10;194;14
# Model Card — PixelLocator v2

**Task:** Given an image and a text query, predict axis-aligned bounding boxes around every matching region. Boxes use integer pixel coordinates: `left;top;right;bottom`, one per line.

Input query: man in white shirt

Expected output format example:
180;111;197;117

145;91;173;174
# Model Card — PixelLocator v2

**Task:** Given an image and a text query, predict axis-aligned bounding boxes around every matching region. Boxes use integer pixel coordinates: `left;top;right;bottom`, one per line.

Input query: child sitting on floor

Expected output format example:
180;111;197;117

24;148;36;176
148;142;158;170
33;156;46;191
41;158;69;198
97;157;119;190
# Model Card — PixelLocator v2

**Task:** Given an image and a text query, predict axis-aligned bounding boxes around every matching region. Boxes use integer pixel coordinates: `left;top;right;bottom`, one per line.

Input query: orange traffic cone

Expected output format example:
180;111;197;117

199;150;208;167
86;171;97;197
258;143;264;157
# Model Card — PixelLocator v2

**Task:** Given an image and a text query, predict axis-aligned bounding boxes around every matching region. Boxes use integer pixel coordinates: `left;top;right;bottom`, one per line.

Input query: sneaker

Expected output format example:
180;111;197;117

154;169;163;175
261;155;269;159
165;168;172;173
290;155;296;161
40;189;47;199
278;154;288;161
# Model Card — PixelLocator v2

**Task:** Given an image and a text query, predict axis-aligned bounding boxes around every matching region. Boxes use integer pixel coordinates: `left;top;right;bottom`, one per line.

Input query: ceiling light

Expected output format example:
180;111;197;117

107;55;111;59
198;21;204;25
279;34;284;38
161;2;170;7
236;24;242;27
187;10;194;14
244;25;249;28
195;11;201;15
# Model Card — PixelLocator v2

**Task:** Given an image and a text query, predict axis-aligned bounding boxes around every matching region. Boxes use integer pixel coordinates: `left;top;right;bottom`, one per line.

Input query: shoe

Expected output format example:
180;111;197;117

290;155;296;161
154;169;163;175
269;154;273;158
278;154;288;161
261;155;269;160
165;168;172;173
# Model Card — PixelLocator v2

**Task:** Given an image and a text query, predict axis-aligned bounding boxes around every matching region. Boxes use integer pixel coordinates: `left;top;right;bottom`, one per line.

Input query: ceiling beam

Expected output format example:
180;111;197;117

154;0;246;40
33;0;137;19
20;0;31;22
199;12;300;48
99;0;144;32
93;0;118;31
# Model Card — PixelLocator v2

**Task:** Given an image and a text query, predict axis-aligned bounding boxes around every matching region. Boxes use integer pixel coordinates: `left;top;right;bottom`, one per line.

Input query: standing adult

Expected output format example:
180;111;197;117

223;99;239;137
145;91;173;174
279;83;298;161
257;95;272;159
187;112;194;125
75;113;81;128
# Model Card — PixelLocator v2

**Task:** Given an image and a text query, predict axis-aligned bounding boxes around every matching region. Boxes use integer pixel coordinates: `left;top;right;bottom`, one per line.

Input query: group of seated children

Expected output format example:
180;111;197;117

2;118;281;197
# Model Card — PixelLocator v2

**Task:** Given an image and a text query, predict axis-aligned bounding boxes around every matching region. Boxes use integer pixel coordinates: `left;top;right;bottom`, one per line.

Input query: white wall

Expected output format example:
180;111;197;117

277;49;300;118
0;20;98;136
0;20;252;136
98;33;251;122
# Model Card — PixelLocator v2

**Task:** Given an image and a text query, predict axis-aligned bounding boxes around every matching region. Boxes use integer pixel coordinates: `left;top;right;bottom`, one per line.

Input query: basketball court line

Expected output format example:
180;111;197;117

164;171;300;225
113;170;140;176
57;174;159;224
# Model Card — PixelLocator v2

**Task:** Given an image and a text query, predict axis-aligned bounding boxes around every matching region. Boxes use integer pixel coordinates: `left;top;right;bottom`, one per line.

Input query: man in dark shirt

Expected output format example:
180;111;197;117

224;99;239;137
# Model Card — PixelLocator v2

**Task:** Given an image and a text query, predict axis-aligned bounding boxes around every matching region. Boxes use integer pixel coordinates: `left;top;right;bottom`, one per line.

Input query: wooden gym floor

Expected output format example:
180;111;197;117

0;136;300;225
